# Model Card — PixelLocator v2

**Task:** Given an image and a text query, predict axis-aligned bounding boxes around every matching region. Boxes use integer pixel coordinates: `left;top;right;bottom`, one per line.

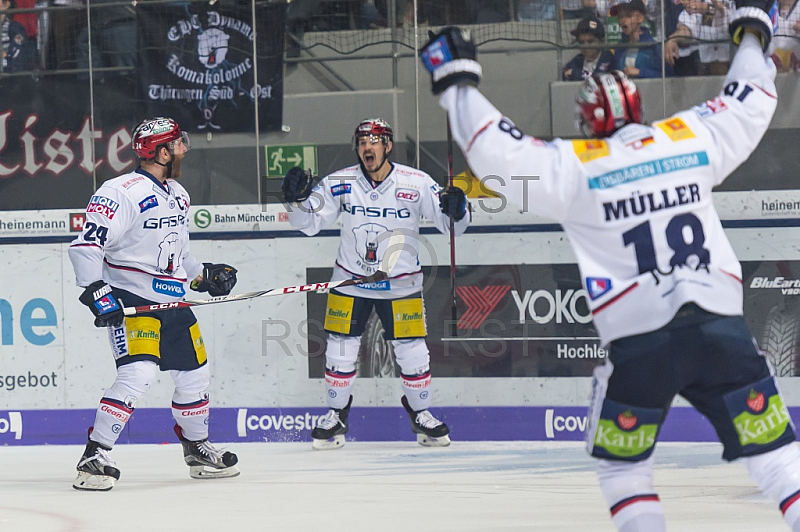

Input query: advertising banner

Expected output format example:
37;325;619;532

137;2;284;133
307;260;800;378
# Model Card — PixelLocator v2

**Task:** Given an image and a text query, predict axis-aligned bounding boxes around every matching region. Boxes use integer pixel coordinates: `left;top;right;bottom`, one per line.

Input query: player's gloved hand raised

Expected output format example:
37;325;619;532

420;26;482;95
729;0;778;51
439;186;468;221
191;263;238;297
281;166;315;203
79;280;125;328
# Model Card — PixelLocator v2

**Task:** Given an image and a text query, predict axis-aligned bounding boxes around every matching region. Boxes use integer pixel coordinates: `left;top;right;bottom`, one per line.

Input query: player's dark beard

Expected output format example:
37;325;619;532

170;157;182;179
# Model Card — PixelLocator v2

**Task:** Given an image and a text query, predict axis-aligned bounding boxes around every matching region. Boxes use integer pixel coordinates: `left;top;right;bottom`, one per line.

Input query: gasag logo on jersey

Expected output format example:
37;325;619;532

694;97;728;118
342;204;411;218
331;184;352;197
143;215;187;229
750;277;800;295
153;279;186;297
139;195;159;213
586;277;612;300
0;412;23;440
545;409;587;439
86;195;120;219
396;188;420;202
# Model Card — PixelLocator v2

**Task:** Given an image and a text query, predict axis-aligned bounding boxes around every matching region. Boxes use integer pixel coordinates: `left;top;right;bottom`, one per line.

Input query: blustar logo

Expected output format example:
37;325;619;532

545;409;587;438
236;409;325;437
0;412;23;440
511;289;592;324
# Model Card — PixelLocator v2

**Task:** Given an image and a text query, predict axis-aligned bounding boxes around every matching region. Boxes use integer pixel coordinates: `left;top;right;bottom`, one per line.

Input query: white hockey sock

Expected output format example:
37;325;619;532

90;361;156;448
401;369;432;411
743;444;800;531
325;368;356;410
598;457;666;532
171;366;210;441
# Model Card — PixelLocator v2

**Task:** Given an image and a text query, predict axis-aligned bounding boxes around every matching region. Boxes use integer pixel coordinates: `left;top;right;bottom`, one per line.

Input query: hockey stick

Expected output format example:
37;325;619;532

446;115;458;337
123;231;407;315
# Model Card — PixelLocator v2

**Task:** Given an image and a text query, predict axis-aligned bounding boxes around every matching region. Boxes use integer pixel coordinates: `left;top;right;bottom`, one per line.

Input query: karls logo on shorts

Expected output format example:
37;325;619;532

86;195;119;219
153;279;186;297
139;195;159;213
331;184;352;197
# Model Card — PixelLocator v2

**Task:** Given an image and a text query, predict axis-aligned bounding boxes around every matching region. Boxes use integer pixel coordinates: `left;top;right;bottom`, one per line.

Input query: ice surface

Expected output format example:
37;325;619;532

0;441;789;531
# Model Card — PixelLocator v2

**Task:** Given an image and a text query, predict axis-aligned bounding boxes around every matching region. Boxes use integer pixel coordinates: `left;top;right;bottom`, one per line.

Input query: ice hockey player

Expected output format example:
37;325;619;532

69;117;239;490
419;5;800;531
282;117;470;449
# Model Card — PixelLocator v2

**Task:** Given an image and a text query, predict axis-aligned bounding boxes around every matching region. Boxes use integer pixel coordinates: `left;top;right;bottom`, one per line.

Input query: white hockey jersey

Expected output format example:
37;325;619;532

288;162;470;298
439;36;777;345
69;169;203;303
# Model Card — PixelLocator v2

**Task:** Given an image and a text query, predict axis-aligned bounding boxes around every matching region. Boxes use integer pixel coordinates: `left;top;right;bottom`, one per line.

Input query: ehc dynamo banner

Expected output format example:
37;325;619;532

138;2;284;132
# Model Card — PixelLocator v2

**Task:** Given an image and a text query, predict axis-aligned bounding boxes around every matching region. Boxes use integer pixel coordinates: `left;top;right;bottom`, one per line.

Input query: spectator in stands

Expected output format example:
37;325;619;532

665;0;733;76
1;0;35;71
611;0;672;78
563;15;615;80
77;0;135;79
771;0;800;71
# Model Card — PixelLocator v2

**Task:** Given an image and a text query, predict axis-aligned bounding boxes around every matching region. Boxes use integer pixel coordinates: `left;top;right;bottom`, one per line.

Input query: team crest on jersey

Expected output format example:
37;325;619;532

139;195;159;213
331;184;352;197
655;117;696;142
396;188;420;202
694;97;728;118
586;277;612;300
352;223;389;266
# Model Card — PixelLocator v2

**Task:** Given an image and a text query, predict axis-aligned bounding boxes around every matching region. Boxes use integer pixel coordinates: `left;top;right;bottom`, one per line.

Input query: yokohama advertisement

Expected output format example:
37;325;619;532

306;261;800;378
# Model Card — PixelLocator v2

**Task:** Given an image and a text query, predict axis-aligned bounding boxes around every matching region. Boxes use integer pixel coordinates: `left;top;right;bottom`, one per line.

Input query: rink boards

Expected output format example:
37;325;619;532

1;197;800;445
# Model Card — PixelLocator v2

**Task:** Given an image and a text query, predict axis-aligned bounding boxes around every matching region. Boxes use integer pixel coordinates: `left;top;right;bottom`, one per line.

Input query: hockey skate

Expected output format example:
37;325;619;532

73;439;120;491
401;396;451;447
311;395;352;450
173;425;240;479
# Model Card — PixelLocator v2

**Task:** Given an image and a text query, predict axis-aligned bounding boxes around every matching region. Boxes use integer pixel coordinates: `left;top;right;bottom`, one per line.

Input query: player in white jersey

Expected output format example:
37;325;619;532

68;117;240;491
421;6;800;531
282;118;471;449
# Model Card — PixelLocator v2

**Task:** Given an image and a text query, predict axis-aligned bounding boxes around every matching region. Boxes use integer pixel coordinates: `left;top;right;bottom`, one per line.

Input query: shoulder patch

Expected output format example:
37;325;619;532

331;183;352;196
694;97;729;118
654;117;696;142
139;195;159;213
571;140;609;163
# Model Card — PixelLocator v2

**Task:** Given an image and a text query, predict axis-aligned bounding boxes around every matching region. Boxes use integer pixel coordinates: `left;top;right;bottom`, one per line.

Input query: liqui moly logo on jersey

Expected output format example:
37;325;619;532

0;412;23;440
86;195;120;219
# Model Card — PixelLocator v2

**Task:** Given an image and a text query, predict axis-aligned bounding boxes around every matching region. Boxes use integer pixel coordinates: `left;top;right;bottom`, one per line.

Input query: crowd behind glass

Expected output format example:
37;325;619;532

0;0;798;76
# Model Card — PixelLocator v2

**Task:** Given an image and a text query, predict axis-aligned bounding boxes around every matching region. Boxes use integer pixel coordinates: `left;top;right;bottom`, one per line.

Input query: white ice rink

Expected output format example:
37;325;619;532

0;441;793;532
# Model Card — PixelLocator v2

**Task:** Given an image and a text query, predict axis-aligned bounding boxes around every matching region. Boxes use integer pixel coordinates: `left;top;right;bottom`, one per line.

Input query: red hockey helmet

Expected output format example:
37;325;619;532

575;71;642;138
353;118;393;149
131;117;190;159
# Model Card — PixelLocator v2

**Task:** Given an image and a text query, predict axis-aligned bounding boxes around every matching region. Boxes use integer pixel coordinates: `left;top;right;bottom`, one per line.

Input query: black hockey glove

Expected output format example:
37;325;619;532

79;280;125;328
282;166;315;204
191;263;238;297
729;0;778;51
420;26;482;95
439;186;468;222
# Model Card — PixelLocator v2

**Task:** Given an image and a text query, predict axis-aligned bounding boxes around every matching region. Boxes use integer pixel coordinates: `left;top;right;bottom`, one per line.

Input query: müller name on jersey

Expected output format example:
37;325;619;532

602;182;701;222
